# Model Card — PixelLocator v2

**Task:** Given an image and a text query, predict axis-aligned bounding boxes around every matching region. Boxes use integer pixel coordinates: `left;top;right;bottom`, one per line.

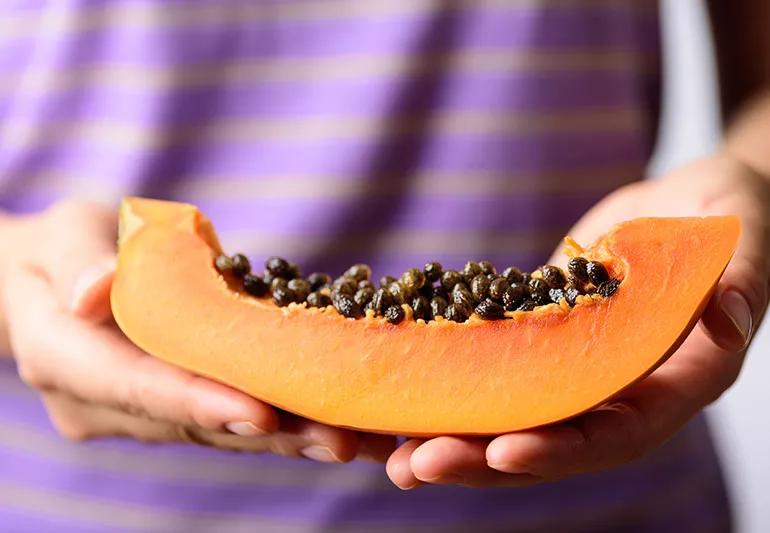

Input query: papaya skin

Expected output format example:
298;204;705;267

111;198;740;436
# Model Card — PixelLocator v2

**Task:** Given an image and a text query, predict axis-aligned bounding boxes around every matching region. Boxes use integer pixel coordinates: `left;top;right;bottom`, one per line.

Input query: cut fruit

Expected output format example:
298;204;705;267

111;197;740;436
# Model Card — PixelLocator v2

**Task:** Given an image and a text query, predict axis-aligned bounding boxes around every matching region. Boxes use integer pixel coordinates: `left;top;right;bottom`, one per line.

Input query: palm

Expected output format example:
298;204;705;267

385;154;769;489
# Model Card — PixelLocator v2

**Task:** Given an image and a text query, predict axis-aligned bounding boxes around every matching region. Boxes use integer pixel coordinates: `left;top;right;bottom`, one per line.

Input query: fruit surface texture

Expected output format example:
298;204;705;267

112;197;740;436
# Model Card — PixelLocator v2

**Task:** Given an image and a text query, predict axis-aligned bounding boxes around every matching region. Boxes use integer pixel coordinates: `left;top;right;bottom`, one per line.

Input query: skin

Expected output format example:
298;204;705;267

0;203;397;464
0;1;768;486
385;0;770;489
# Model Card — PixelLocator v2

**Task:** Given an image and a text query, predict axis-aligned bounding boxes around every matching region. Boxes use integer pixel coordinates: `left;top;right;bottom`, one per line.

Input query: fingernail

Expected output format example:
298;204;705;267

421;473;463;484
70;259;117;311
720;290;753;348
400;481;421;491
301;445;341;463
225;421;268;437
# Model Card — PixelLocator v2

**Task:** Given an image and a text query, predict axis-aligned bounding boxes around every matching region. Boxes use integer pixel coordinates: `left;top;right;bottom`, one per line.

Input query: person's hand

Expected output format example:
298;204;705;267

2;200;396;463
386;152;770;489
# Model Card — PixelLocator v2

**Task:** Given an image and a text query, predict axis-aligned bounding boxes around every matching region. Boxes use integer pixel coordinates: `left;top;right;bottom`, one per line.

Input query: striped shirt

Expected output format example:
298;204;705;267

0;1;731;531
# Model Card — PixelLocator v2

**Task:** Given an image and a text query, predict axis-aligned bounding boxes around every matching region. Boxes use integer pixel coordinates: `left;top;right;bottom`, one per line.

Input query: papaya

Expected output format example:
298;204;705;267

111;197;740;436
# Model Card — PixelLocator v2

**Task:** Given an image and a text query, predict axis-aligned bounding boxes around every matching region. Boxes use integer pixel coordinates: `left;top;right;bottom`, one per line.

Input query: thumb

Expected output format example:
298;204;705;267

700;226;769;352
38;201;118;321
69;256;117;321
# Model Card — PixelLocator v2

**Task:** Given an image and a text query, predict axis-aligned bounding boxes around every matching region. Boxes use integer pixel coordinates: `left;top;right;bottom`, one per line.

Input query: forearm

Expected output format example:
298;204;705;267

722;91;770;180
708;0;770;178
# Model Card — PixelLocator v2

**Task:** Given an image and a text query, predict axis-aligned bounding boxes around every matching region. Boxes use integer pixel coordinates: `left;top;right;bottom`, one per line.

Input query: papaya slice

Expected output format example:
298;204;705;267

111;197;740;436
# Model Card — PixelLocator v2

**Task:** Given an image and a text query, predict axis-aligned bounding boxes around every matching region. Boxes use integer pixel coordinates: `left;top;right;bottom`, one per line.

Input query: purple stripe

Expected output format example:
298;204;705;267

0;424;717;527
0;509;123;533
0;132;649;193
8;71;648;124
189;190;608;235
0;4;659;71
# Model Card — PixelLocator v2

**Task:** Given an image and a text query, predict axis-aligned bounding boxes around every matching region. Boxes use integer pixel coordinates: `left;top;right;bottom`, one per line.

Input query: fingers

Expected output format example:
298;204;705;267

386;439;425;490
487;402;652;478
699;218;769;352
386;437;539;489
38;200;118;321
42;391;366;461
6;264;279;434
355;432;398;463
411;437;539;487
486;332;721;479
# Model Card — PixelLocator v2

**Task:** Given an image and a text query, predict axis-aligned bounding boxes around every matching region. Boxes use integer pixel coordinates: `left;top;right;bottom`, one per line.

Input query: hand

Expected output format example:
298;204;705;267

3;200;396;463
386;152;770;489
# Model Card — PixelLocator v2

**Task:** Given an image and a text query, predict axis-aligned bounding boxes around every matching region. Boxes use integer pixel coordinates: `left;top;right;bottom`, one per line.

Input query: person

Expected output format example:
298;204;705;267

0;1;767;530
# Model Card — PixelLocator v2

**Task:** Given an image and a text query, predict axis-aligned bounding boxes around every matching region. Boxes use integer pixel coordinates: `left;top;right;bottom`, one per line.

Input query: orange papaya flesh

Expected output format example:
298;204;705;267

111;197;740;436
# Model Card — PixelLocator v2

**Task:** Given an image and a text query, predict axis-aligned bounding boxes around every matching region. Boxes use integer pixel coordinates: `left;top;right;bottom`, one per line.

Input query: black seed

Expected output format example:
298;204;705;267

489;278;510;302
354;287;375;307
417;283;434;300
475;299;506;320
431;296;448;318
345;264;372;282
431;285;449;301
517;300;536;311
567;275;586;292
470;274;490;301
411;295;431;321
358;280;375;291
452;283;475;308
521;272;532;285
334;293;364;318
567;257;590;283
272;285;296;307
441;270;464;291
307;272;331;291
501;266;524;284
231;254;251;278
531;288;551;306
565;287;580;306
332;277;357;296
400;268;426;290
549;288;565;304
528;278;548;293
444;303;469;323
462;261;482;284
307;291;332;308
424;261;443;282
371;288;394;315
379;275;397;288
243;274;269;297
540;265;567;289
287;262;302;280
384;305;405;324
265;256;291;278
586;261;609;285
508;282;530;301
502;284;529;311
271;277;288;291
387;282;405;305
597;278;621;297
288;279;311;300
478;260;497;276
215;254;233;273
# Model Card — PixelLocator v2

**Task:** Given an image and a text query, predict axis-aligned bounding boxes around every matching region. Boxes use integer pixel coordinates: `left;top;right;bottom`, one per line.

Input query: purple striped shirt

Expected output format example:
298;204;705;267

0;1;730;531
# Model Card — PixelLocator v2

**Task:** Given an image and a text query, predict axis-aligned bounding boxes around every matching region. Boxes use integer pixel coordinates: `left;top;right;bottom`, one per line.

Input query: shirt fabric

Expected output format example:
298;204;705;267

0;1;731;531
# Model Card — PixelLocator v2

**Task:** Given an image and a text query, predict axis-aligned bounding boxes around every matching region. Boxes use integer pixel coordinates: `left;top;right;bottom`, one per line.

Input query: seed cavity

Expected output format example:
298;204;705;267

213;254;620;323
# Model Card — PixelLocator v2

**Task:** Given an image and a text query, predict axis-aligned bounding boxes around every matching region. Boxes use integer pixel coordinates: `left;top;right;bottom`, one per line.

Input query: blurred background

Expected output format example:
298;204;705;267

651;1;769;531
